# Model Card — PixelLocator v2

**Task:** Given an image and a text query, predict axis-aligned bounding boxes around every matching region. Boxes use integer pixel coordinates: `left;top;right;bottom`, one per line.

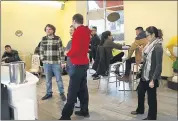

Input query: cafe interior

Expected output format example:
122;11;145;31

1;0;177;120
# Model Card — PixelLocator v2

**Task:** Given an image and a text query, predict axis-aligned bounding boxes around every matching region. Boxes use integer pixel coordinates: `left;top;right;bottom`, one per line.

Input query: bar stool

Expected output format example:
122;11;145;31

97;61;125;94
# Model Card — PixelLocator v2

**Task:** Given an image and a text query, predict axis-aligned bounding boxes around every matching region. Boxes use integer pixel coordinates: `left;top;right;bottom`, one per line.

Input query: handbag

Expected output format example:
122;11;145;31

136;66;143;79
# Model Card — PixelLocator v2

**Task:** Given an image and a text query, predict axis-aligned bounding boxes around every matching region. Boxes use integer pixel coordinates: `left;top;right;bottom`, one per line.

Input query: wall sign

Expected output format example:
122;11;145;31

15;30;23;37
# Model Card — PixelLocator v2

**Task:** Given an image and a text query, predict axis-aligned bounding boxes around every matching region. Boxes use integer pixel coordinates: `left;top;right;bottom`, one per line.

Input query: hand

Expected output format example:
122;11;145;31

1;57;8;61
122;45;130;50
61;63;66;68
64;51;69;56
138;45;143;52
122;57;128;62
149;80;154;88
165;49;171;56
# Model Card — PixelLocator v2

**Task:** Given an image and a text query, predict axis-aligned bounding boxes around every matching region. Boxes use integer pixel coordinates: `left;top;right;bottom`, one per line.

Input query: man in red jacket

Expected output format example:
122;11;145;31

60;14;91;120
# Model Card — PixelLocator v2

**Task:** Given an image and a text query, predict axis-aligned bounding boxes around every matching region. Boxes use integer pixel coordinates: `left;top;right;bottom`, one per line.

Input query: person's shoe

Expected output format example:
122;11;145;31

131;111;144;115
93;76;100;80
41;94;52;100
75;111;90;118
59;117;71;120
118;75;129;81
92;73;97;77
142;117;148;120
60;93;66;101
75;103;80;108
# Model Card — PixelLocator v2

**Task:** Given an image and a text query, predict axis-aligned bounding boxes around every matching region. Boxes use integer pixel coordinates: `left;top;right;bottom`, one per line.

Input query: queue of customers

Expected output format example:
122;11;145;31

2;13;163;120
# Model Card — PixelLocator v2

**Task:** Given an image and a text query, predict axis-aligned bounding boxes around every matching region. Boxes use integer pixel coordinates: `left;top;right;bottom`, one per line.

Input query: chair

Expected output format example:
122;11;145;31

29;55;41;82
98;61;125;93
96;46;126;93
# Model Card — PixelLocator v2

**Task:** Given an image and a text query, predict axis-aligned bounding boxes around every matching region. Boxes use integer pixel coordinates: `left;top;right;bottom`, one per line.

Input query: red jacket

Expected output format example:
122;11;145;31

67;25;91;65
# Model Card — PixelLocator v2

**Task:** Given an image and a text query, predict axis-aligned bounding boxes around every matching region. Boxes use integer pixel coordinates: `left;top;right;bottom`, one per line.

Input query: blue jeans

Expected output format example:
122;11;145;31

66;64;79;104
66;64;75;77
43;64;65;95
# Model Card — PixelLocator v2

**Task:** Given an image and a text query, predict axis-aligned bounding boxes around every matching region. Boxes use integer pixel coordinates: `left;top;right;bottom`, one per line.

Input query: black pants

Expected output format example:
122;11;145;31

89;51;92;63
61;64;89;119
110;52;124;64
136;80;157;120
125;57;136;76
92;46;97;61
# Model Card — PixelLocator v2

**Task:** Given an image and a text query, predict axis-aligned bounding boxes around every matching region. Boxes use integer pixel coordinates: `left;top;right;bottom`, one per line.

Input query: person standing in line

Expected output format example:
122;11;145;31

131;26;163;120
60;14;91;120
39;24;66;101
65;25;80;108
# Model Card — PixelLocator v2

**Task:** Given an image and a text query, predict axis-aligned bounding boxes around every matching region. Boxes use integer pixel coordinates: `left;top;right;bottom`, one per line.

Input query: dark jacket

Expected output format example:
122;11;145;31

92;46;110;75
103;39;122;59
2;50;21;63
91;34;100;47
141;43;163;87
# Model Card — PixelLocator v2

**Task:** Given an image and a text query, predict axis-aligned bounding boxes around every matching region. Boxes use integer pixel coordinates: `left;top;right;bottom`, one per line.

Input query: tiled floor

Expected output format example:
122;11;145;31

37;69;177;120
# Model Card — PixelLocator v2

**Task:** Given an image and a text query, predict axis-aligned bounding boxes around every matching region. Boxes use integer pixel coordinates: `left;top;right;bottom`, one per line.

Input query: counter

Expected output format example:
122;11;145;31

1;66;39;120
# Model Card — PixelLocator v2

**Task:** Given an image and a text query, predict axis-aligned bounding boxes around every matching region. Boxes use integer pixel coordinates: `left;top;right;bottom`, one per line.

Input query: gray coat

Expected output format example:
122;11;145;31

141;43;163;87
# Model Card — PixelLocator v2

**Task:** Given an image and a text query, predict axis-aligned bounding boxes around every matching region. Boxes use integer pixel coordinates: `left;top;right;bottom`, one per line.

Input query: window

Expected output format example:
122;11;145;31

89;19;105;35
88;0;103;11
106;7;124;41
87;0;124;41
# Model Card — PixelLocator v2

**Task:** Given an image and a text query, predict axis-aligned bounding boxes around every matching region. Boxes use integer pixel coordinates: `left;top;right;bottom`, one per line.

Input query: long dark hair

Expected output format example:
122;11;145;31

100;31;111;46
146;26;163;39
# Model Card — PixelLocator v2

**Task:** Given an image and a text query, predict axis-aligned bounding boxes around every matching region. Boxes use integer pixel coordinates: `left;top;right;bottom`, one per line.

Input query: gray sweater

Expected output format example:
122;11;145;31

65;40;72;66
141;43;163;86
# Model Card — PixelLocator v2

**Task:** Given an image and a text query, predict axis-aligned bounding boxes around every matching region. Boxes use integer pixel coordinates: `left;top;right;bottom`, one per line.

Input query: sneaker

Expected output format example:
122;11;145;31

93;76;100;80
75;102;80;108
59;117;71;120
41;94;52;100
75;111;90;118
60;93;66;101
92;73;97;77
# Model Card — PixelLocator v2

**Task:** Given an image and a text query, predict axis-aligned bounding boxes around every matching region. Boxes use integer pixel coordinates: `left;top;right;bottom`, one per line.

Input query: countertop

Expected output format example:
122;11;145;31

1;65;39;89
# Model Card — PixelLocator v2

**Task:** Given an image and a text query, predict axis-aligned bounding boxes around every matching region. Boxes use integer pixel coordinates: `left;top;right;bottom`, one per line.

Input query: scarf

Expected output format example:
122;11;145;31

142;38;162;81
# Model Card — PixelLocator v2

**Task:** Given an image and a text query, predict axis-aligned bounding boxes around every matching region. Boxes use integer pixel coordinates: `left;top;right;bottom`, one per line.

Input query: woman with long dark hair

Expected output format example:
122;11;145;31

131;26;163;120
92;31;125;80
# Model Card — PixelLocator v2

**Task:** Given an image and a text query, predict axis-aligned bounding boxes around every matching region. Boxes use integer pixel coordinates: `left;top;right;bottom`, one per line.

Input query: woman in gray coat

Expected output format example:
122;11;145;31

131;26;163;120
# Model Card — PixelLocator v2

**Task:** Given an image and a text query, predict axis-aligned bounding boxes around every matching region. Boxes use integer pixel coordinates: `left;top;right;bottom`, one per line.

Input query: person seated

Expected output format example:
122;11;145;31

92;31;126;80
1;45;21;63
119;27;148;81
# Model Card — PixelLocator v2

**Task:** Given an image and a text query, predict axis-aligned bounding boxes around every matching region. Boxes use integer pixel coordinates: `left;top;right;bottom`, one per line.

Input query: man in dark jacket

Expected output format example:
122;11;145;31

90;26;100;61
2;45;21;63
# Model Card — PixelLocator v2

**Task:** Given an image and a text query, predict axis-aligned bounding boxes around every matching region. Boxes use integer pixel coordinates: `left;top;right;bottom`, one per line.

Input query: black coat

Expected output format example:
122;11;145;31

92;46;111;75
91;34;100;47
2;50;21;63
